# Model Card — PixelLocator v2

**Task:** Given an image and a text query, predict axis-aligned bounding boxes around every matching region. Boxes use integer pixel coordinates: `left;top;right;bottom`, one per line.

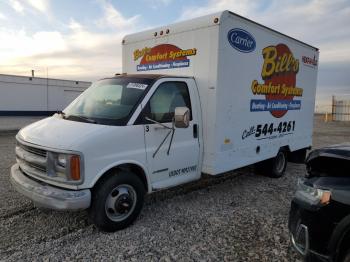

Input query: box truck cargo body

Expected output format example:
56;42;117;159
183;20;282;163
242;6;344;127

123;10;318;175
10;10;319;231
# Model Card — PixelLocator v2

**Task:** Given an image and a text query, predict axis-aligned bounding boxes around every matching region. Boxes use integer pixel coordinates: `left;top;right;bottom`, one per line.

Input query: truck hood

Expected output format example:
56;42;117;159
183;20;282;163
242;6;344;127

307;143;350;161
18;115;108;150
306;143;350;178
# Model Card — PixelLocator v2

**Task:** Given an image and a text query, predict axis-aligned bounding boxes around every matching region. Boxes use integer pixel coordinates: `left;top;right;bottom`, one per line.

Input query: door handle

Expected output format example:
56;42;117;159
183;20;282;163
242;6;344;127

193;124;198;138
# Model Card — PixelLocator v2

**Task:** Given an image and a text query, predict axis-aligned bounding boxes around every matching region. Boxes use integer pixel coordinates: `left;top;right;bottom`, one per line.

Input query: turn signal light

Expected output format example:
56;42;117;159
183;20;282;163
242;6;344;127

320;191;331;205
70;155;81;181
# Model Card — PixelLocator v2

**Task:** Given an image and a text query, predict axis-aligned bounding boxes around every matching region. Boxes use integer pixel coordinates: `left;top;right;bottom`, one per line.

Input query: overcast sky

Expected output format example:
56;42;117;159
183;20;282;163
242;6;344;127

0;0;349;111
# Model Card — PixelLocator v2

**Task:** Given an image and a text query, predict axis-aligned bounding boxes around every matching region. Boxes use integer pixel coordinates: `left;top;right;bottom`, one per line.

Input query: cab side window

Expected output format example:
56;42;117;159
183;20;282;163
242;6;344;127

146;82;192;123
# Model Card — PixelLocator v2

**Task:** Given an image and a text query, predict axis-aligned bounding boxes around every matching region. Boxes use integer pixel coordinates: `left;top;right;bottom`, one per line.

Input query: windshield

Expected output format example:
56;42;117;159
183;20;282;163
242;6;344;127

63;77;154;125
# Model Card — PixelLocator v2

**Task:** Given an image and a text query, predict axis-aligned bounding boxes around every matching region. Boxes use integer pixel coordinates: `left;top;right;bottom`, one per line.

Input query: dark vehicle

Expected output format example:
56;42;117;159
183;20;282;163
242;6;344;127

289;144;350;262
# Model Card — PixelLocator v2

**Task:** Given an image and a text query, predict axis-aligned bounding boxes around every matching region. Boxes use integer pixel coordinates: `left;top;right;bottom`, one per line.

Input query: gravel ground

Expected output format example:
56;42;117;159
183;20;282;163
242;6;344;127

1;115;349;261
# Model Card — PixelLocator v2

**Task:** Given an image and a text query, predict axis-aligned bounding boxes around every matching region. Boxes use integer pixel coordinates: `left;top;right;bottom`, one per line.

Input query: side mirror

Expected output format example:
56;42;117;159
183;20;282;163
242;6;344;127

174;107;190;128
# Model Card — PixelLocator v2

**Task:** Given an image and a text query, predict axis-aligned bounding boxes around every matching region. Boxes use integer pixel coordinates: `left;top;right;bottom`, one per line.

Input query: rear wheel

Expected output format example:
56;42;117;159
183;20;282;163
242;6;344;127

255;149;288;178
88;170;145;232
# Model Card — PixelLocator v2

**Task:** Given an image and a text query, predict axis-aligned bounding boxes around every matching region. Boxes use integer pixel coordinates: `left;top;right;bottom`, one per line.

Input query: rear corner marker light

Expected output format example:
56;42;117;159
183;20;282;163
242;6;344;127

70;155;81;181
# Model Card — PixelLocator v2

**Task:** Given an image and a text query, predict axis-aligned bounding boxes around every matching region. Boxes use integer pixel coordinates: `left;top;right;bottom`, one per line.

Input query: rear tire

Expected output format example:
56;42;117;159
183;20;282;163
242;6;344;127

88;170;145;232
255;149;288;178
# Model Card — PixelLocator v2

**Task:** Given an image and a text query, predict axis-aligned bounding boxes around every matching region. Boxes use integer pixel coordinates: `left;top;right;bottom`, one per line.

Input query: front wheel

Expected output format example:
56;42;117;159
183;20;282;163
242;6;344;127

88;170;145;232
255;149;288;178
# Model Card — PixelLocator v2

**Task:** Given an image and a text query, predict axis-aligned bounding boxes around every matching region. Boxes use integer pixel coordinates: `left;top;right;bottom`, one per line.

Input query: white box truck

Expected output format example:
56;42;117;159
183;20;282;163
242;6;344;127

10;10;319;231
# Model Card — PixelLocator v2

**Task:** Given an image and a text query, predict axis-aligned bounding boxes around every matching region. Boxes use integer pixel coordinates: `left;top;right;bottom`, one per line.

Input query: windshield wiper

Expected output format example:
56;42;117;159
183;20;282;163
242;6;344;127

66;114;97;124
145;117;175;158
56;111;66;119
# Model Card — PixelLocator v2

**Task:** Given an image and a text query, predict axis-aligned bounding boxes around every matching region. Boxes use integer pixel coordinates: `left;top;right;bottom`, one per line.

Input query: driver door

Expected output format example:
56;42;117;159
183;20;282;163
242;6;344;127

140;79;200;190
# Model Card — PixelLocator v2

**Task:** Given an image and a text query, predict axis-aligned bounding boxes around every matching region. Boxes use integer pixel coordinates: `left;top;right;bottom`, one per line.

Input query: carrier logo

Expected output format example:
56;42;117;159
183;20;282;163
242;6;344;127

133;44;197;71
227;28;256;53
250;44;303;118
302;55;318;68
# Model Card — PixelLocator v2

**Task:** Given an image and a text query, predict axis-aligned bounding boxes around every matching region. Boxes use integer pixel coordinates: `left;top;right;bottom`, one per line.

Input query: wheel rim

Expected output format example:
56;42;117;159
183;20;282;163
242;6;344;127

105;184;137;222
275;152;286;173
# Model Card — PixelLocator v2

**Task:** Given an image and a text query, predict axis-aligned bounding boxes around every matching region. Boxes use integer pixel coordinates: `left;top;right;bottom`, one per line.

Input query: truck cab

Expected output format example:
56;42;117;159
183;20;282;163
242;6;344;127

11;74;203;231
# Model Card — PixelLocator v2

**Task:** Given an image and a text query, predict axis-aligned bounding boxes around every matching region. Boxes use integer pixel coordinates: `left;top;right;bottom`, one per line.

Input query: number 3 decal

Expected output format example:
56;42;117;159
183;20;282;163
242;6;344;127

145;125;149;132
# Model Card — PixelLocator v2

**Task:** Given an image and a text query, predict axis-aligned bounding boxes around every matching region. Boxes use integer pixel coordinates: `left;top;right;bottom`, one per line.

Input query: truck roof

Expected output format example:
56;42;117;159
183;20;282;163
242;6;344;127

307;143;350;161
123;10;318;52
108;74;193;80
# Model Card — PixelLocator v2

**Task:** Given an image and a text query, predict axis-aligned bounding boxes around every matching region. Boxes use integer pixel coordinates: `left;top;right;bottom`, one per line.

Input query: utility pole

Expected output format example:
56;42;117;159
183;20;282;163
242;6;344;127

46;67;49;112
331;95;335;121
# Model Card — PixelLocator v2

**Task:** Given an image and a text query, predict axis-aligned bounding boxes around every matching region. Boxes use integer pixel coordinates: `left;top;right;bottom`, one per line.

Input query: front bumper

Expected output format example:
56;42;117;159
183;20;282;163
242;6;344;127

289;200;331;262
10;164;91;210
290;223;310;256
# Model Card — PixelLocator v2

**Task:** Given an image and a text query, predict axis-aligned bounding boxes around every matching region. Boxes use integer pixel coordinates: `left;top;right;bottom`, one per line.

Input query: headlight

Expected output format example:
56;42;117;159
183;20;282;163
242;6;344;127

57;154;67;167
47;152;82;183
295;178;331;206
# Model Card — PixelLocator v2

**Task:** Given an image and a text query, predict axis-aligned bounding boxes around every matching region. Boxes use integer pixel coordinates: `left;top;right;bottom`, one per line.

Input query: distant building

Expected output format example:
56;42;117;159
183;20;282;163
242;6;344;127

0;74;91;116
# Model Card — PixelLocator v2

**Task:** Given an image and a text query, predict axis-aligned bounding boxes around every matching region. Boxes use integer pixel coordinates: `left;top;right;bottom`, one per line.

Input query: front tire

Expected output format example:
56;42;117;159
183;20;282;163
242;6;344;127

255;149;288;178
88;170;145;232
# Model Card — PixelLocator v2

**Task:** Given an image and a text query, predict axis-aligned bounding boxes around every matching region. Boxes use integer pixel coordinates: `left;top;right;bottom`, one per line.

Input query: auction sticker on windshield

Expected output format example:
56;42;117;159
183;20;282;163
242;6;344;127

127;83;148;90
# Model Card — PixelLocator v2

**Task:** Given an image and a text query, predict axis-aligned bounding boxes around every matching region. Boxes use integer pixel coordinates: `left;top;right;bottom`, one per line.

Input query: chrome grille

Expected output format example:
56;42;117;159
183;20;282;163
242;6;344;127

21;144;47;157
16;141;47;176
27;161;47;172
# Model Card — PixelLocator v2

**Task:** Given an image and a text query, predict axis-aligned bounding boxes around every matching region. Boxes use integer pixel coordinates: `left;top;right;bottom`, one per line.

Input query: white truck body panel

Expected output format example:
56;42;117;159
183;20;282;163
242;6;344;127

123;10;318;175
10;10;320;218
